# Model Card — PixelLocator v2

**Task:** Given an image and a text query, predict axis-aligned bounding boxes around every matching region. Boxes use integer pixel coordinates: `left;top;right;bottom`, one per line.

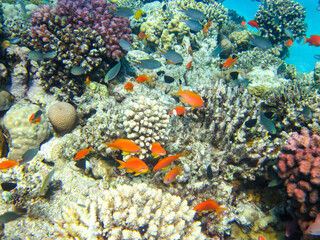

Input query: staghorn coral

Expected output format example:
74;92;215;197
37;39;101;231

60;183;205;240
26;0;132;100
278;129;320;236
254;0;306;44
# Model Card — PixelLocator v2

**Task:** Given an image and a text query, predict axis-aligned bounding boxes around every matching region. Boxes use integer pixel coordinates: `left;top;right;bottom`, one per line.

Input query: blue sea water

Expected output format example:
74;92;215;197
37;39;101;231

223;0;320;73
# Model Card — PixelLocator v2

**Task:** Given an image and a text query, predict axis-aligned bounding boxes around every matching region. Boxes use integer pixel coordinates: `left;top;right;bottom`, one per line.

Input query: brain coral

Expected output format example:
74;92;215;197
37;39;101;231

48;102;77;134
60;183;204;240
254;0;306;44
28;0;132;100
2;101;50;160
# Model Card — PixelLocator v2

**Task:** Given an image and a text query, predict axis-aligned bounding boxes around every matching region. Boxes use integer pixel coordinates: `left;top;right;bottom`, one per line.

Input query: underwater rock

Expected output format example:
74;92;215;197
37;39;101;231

0;90;14;111
314;61;320;81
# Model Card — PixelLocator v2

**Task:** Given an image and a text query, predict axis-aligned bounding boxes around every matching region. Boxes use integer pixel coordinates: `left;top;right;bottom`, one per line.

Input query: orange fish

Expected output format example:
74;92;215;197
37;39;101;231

284;39;293;47
186;61;192;69
202;27;209;35
29;110;42;124
188;46;193;56
193;199;227;218
172;85;204;108
241;20;247;26
164;166;182;184
248;20;259;29
303;35;320;47
116;157;149;176
75;147;93;161
151;142;166;158
85;76;91;86
138;31;149;39
135;75;150;84
124;82;134;92
223;55;238;68
153;152;184;172
206;20;212;27
168;106;185;115
0;160;19;170
258;237;265;240
105;139;141;154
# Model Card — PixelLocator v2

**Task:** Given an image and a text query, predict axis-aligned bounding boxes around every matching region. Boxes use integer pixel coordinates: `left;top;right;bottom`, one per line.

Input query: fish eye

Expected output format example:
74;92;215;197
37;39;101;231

136;150;139;152
143;167;145;169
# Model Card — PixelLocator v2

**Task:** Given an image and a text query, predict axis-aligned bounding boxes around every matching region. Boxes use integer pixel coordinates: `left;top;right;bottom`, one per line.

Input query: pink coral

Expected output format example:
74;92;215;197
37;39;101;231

278;129;320;236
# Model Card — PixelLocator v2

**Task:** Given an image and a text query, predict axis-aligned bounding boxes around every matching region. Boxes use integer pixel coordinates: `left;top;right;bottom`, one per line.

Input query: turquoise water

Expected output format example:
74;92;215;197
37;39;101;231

224;0;320;73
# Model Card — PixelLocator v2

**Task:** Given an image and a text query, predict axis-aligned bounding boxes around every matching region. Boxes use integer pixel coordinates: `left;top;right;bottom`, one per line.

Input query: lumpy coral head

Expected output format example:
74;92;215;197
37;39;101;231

30;0;132;59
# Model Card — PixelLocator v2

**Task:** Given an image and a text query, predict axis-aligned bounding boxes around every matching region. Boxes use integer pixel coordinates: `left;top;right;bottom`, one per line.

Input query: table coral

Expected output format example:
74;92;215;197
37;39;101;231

60;183;205;240
254;0;306;44
278;129;320;234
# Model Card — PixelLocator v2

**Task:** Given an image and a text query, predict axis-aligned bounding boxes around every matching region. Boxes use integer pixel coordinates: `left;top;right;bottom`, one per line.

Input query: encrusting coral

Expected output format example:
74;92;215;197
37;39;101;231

59;183;205;240
2;101;50;160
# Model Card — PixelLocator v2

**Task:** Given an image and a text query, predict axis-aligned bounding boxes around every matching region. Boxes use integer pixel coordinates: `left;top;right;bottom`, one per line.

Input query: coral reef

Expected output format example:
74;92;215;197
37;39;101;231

123;96;169;159
60;183;205;240
278;129;320;234
48;102;77;134
2;101;50;160
25;0;132;100
254;0;306;44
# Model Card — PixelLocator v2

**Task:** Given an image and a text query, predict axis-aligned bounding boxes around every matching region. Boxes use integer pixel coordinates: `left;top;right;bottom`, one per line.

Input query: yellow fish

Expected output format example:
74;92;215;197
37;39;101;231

134;9;144;19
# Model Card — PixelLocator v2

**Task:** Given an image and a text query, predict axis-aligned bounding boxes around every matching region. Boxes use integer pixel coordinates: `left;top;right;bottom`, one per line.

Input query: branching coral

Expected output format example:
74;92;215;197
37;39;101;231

60;183;205;240
254;0;306;44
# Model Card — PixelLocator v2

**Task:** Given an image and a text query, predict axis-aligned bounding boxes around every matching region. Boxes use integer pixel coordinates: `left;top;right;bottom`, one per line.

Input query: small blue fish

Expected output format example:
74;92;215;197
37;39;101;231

248;33;272;50
27;51;44;61
180;6;205;21
212;46;223;58
10;38;20;44
119;38;132;51
132;59;162;69
158;48;183;64
70;66;86;76
182;18;203;32
109;7;134;18
104;61;121;82
260;113;276;134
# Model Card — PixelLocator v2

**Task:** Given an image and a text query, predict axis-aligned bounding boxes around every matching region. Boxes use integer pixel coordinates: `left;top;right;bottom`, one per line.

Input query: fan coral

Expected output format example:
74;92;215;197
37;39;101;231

278;129;320;234
60;183;205;240
254;0;306;44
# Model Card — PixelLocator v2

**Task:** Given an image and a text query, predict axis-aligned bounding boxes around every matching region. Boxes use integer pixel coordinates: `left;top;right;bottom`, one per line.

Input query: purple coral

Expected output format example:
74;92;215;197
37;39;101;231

30;0;132;59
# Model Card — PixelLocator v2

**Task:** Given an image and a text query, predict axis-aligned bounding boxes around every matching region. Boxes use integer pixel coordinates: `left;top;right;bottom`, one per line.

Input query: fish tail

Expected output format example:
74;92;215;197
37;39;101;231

115;159;126;168
216;207;227;219
172;85;183;96
302;36;308;45
247;31;254;39
105;143;113;148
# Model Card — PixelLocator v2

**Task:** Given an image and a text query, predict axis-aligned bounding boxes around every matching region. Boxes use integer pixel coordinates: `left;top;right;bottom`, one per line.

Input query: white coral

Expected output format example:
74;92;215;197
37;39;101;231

61;183;205;240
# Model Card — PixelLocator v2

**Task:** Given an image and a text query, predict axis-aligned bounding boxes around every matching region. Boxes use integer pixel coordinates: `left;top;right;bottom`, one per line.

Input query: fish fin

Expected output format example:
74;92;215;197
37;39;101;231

216;207;227;219
122;151;130;155
115;159;125;168
169;183;173;187
172;85;183;96
180;98;187;103
302;36;308;45
157;47;165;53
151;153;160;158
162;166;171;171
134;172;142;176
